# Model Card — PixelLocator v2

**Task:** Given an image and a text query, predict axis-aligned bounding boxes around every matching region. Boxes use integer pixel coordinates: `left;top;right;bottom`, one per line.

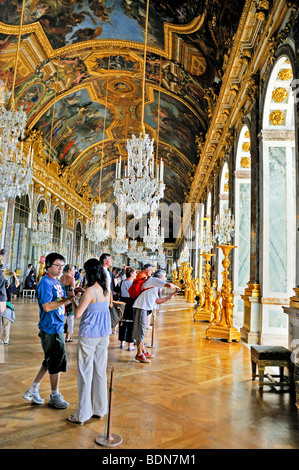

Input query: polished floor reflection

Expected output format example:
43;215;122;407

0;296;299;449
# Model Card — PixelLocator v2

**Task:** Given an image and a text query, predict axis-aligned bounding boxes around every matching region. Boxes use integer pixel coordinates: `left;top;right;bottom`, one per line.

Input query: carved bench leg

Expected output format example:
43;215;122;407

258;365;265;390
279;366;284;383
251;360;256;381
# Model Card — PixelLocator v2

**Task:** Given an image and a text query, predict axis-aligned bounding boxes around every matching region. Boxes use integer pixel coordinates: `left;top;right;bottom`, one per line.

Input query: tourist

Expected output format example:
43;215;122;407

59;264;76;343
132;269;178;363
22;253;73;408
24;269;36;290
67;258;111;425
0;271;19;345
118;267;137;350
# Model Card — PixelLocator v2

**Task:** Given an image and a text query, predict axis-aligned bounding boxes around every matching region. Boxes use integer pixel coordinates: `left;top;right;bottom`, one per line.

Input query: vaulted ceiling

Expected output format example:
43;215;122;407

0;0;245;213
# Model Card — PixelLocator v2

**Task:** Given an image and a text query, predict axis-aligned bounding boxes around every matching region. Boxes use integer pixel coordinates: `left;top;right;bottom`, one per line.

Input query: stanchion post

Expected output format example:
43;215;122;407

147;311;156;349
95;366;123;447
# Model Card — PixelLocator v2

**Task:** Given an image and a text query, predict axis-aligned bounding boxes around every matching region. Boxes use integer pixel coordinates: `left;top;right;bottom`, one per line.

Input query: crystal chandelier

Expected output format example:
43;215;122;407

127;239;138;261
178;244;189;265
32;207;53;246
113;0;165;219
134;244;148;263
0;139;33;201
156;247;166;269
199;226;214;252
112;253;123;267
114;136;165;219
213;209;235;245
143;213;164;251
86;202;110;244
0;0;33;202
111;226;128;254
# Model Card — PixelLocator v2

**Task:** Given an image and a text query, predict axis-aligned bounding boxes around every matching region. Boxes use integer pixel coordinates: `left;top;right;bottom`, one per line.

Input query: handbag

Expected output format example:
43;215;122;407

109;301;125;328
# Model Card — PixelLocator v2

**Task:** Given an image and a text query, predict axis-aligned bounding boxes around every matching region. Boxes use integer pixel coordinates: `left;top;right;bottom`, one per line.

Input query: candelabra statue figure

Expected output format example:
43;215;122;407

185;266;195;303
206;209;241;342
194;253;215;322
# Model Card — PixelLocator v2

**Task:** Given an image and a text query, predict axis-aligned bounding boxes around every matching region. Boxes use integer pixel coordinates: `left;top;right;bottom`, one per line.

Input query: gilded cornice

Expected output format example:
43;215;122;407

0;13;204;60
188;0;293;207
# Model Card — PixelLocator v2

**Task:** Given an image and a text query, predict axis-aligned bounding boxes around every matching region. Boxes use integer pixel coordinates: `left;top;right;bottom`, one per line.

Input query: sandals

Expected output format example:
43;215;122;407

66;338;74;342
67;415;84;425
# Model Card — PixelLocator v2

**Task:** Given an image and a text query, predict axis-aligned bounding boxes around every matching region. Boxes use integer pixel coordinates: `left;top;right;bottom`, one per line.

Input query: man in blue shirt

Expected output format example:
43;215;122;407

23;253;74;409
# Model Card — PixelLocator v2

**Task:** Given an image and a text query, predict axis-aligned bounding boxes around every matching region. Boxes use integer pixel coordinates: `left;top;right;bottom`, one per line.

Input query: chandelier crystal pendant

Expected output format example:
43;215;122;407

86;202;110;244
213;209;235;245
111;226;128;254
0;0;33;202
143;212;164;251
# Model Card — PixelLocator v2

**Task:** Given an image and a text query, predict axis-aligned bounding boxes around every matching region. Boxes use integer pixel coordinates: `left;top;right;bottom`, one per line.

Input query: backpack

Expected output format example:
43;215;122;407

128;276;152;299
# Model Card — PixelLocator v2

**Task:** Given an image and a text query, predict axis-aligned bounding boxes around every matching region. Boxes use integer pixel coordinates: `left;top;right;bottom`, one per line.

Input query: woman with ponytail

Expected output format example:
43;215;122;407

67;258;111;425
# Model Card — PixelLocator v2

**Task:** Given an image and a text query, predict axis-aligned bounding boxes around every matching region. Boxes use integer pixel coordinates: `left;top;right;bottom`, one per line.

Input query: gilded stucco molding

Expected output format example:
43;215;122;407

188;0;292;208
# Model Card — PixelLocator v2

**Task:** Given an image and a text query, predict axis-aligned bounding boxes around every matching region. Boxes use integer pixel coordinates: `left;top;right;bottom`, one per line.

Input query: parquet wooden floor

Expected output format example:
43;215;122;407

1;295;299;450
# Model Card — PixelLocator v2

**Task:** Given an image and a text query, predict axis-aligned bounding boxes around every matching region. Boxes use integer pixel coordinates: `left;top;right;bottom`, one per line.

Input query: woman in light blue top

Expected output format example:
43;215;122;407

68;258;111;425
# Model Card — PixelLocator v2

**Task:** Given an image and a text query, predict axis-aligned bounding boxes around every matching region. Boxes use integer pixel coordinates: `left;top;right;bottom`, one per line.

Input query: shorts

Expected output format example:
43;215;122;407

39;330;67;374
132;308;148;342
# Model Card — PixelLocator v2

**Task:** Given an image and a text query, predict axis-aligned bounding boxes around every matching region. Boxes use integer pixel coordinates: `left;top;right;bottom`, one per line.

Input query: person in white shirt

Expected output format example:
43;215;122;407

132;269;178;363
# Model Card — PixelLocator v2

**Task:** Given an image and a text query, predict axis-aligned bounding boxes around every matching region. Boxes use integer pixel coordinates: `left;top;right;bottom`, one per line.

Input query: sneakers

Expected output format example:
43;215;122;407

48;393;69;409
135;354;151;363
23;389;45;405
144;351;154;358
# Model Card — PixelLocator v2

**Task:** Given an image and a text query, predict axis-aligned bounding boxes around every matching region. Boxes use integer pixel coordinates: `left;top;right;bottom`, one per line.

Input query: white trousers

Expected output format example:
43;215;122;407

73;335;109;422
1;317;11;343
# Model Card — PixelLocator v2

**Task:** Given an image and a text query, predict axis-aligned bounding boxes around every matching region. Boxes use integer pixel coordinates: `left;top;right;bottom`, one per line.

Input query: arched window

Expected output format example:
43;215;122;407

217;162;229;286
233;125;251;328
37;199;45;216
206;192;211;218
14;195;30;226
66;232;72;264
53;208;62;250
75;222;82;267
261;55;295;342
12;195;30;272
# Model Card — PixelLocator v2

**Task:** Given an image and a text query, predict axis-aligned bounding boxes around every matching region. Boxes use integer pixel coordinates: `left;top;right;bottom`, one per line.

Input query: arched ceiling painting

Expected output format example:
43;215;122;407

0;0;245;241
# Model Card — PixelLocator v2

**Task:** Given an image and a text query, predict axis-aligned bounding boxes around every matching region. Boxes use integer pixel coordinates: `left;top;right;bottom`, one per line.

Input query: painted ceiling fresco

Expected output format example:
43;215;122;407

0;0;246;239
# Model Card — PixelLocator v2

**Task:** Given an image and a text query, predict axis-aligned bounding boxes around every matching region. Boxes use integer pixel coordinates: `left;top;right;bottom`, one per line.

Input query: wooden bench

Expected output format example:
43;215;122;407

22;289;36;299
251;345;294;390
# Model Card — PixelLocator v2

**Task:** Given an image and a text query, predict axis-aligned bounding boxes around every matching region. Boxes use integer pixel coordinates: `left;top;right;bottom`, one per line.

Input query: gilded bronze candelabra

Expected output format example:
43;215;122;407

194;253;215;322
206;244;241;342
